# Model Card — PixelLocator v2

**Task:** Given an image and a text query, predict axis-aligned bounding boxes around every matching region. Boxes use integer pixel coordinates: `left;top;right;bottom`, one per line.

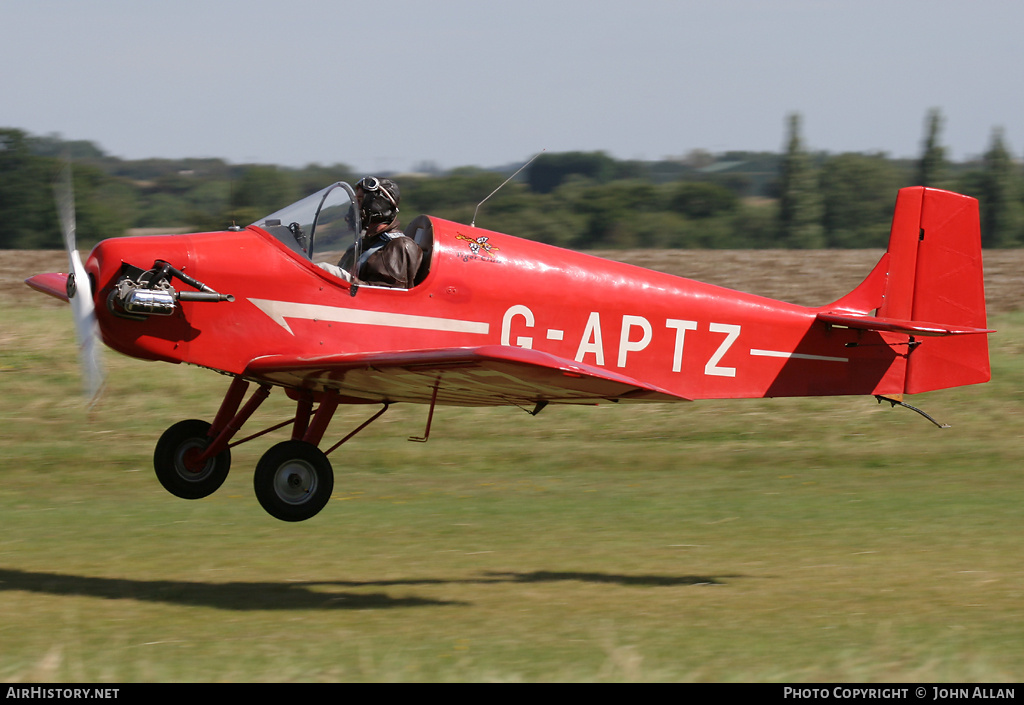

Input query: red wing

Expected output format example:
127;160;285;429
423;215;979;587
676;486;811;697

244;345;690;406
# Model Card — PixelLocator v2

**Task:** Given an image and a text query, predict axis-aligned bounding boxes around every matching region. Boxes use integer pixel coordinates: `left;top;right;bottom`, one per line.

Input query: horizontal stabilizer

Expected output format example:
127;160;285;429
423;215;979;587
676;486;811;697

816;312;995;337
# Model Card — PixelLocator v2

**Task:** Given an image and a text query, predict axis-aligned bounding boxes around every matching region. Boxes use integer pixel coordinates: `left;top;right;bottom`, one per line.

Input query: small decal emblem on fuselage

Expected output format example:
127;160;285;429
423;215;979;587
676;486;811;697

456;233;500;261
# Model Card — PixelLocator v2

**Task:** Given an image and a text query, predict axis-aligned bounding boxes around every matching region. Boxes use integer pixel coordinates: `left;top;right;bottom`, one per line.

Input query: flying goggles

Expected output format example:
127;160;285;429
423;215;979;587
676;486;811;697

357;176;399;211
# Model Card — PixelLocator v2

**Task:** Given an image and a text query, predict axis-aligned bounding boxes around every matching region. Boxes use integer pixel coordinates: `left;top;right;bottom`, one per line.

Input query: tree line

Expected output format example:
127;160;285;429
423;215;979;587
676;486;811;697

2;110;1021;250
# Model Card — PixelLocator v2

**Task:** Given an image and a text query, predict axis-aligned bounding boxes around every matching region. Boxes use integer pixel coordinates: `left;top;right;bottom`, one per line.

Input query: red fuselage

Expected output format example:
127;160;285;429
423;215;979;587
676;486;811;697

85;217;905;403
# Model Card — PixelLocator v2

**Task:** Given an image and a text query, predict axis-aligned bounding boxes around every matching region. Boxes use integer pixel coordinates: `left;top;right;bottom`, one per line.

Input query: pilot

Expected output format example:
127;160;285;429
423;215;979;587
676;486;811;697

333;176;422;289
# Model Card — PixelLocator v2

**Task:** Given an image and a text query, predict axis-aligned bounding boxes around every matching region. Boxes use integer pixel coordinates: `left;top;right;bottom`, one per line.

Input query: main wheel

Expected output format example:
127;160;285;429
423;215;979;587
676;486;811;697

153;419;231;500
253;441;334;522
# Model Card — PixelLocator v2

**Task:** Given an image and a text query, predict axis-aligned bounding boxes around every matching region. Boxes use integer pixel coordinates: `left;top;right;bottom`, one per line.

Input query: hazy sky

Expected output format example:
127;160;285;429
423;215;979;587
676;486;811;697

3;0;1022;173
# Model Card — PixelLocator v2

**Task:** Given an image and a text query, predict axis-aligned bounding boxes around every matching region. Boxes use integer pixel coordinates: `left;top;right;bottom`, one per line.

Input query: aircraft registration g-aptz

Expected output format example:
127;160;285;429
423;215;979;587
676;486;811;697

27;177;993;522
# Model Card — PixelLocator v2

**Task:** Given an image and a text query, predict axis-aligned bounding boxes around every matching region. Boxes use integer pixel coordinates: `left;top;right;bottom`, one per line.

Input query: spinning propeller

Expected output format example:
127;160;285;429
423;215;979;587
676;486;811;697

55;162;105;404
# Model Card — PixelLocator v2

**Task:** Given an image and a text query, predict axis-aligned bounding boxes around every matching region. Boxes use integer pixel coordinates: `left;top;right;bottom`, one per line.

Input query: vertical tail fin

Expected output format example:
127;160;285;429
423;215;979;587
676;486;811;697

879;187;990;393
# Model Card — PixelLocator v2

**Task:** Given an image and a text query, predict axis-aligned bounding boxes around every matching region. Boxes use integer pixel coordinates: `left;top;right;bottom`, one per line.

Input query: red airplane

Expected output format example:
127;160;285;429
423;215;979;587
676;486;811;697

26;178;993;522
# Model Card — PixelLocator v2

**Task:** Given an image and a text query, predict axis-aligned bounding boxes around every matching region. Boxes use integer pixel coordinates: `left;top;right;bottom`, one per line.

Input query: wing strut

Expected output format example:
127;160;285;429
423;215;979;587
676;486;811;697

324;404;391;455
409;378;441;443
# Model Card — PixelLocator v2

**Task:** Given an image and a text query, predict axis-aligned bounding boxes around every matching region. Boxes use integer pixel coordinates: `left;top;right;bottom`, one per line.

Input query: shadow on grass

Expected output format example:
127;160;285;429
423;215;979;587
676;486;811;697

0;567;730;611
0;567;462;611
482;571;726;587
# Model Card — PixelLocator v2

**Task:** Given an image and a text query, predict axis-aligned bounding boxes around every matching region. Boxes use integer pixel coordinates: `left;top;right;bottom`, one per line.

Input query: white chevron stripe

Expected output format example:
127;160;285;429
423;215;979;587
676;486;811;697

249;298;490;336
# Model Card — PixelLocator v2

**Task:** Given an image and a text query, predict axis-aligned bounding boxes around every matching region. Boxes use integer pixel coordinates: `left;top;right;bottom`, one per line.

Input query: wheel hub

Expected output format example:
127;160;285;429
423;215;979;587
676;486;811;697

274;461;318;505
176;440;214;479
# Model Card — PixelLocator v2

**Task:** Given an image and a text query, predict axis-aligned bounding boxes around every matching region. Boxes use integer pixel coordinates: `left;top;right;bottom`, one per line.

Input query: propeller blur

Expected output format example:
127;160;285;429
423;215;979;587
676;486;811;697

53;162;105;404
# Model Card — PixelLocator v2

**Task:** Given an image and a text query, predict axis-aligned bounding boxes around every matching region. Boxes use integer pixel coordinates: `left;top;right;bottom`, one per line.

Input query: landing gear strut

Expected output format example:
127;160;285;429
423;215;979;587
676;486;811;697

152;376;390;522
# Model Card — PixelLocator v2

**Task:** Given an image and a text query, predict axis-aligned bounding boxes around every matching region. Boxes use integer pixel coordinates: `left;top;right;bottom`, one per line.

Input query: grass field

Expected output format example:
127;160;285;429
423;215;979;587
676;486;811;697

1;250;1022;682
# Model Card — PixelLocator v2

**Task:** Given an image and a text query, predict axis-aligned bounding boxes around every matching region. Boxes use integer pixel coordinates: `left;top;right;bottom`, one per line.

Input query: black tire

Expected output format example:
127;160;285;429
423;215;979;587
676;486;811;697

153;419;231;500
253;441;334;522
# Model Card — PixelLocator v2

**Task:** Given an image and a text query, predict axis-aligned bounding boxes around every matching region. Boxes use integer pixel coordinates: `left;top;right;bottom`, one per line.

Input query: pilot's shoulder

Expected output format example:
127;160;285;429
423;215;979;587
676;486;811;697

382;232;419;252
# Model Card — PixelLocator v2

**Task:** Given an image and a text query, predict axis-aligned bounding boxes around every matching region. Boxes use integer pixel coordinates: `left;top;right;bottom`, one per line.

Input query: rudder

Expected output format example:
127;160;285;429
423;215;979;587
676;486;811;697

879;187;990;393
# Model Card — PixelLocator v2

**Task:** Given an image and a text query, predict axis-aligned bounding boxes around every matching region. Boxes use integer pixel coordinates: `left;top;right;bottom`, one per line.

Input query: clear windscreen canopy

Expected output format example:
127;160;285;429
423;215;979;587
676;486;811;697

251;182;360;260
